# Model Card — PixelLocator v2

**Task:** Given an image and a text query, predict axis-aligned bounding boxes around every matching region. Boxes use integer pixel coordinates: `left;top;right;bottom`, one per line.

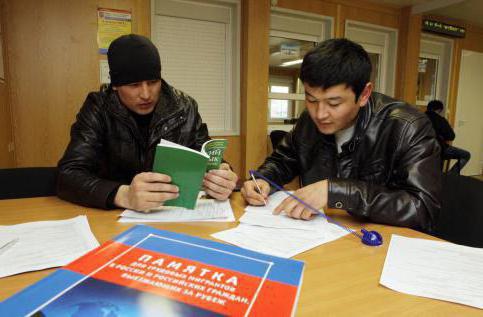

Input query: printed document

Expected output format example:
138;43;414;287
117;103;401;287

212;223;348;258
0;216;99;278
380;234;483;309
213;191;349;257
119;199;235;223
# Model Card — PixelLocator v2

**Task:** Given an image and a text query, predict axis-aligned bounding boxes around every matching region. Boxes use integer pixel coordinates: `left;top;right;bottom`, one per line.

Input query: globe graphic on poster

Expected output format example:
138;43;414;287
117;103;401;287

34;301;120;317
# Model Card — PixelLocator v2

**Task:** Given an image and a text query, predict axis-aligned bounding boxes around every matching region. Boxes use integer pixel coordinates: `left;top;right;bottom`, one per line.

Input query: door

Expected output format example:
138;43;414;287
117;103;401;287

417;34;453;108
453;50;483;176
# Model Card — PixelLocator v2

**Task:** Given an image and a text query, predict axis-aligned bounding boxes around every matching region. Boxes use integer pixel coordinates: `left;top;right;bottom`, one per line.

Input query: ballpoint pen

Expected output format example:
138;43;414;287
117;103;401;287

250;171;268;206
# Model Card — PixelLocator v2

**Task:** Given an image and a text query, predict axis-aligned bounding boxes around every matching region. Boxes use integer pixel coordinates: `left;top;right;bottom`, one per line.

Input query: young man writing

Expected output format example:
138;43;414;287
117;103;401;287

242;38;441;232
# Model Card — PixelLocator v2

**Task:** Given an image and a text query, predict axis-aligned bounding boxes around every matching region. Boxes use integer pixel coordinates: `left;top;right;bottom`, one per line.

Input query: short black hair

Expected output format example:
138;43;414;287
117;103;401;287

427;99;444;112
299;38;371;100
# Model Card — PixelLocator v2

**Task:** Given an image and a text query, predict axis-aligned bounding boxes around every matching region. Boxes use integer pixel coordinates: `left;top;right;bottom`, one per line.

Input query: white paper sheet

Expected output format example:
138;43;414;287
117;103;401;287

240;208;328;231
244;191;289;213
0;216;99;278
380;235;483;309
243;191;329;230
119;199;235;223
212;223;349;258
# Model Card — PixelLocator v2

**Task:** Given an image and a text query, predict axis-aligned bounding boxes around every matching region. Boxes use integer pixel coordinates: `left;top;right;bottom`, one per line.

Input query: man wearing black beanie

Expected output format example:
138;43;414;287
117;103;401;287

57;34;238;211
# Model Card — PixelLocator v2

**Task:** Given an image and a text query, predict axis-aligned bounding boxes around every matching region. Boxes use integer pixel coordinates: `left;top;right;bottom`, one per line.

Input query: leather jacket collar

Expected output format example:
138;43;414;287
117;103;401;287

106;79;183;128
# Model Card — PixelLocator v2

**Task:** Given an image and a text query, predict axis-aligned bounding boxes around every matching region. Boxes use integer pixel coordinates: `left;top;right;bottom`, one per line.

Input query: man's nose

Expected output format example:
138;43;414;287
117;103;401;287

316;102;329;120
139;82;150;99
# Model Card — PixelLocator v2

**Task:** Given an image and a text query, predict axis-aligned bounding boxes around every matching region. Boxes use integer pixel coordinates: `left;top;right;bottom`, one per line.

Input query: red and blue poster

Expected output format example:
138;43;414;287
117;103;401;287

0;225;304;316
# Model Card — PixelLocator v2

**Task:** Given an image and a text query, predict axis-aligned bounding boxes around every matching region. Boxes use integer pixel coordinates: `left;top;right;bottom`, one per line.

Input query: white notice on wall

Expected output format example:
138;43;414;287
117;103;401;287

99;59;110;84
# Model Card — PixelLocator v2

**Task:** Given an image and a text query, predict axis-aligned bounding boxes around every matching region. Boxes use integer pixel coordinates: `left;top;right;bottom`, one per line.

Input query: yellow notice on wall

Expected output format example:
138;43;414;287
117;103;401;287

97;8;132;54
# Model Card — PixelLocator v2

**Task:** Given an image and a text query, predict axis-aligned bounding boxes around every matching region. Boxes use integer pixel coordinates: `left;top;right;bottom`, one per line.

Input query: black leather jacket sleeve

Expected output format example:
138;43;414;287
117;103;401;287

329;117;441;232
256;130;300;186
57;93;122;209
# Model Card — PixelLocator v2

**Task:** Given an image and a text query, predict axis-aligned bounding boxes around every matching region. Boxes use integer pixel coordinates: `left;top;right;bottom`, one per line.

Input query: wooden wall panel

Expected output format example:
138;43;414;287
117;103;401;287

0;0;14;167
240;0;270;179
395;7;421;105
0;82;14;167
462;25;483;53
222;135;241;177
338;2;400;32
447;38;462;127
4;0;149;167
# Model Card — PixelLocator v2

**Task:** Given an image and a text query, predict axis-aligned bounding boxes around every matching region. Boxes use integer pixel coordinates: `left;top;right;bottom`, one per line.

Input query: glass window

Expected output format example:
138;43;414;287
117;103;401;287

270;86;290;119
368;52;381;91
417;57;439;103
268;36;315;122
270;99;289;118
271;85;289;93
153;0;240;136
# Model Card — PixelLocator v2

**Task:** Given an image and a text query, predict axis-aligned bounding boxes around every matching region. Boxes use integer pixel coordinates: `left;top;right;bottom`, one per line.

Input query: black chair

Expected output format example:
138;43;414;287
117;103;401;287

442;152;461;174
269;130;288;149
0;167;58;199
434;173;483;248
442;157;453;173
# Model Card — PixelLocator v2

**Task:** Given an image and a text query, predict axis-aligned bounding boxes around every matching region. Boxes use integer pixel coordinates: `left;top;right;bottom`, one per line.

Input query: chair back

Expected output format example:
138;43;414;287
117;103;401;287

434;174;483;247
269;130;288;149
442;151;460;174
0;167;58;199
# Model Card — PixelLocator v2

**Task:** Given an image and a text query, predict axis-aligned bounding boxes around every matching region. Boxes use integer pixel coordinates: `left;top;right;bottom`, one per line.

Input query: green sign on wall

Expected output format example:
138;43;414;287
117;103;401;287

422;20;466;38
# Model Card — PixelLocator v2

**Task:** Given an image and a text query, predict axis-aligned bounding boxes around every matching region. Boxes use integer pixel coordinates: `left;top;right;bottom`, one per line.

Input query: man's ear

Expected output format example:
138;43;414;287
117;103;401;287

357;82;373;108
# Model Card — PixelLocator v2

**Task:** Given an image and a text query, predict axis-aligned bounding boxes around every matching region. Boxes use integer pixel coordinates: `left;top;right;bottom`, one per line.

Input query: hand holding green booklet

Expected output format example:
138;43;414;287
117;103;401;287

152;139;227;209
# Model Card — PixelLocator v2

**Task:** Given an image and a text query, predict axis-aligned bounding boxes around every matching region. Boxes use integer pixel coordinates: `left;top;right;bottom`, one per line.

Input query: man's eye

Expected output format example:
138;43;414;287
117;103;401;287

306;99;318;104
328;103;341;107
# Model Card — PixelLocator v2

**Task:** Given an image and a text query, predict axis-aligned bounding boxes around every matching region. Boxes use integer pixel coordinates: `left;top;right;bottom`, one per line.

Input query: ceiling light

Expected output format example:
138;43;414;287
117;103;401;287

281;59;303;67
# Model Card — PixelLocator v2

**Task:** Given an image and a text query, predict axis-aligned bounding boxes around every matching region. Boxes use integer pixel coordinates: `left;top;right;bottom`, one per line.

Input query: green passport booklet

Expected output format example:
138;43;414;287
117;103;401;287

152;139;227;209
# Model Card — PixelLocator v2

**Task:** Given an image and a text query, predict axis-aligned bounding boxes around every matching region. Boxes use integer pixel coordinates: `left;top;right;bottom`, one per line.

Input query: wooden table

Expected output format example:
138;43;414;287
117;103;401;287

0;194;480;316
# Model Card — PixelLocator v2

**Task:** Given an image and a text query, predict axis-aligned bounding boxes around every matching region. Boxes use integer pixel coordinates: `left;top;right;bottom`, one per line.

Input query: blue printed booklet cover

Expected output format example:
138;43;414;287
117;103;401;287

1;225;304;317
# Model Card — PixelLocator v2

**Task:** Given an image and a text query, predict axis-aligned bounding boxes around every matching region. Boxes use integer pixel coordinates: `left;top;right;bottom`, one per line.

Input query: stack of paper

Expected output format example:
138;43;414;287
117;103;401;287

212;192;349;258
0;216;99;278
380;235;483;309
118;198;235;223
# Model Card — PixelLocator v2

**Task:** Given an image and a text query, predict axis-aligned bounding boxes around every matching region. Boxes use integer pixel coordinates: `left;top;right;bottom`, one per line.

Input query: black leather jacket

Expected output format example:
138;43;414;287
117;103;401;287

57;80;209;209
258;92;442;232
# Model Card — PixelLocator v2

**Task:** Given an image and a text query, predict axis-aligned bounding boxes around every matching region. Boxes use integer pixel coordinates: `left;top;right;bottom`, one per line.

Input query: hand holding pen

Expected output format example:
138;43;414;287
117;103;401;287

241;172;270;206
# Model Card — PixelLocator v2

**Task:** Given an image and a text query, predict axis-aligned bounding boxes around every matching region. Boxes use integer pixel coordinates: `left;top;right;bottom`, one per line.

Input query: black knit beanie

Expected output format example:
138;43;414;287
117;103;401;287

107;34;161;86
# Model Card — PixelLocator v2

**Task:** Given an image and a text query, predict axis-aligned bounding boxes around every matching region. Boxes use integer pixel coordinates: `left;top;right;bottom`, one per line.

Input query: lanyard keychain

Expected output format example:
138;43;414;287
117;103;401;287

249;170;383;246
